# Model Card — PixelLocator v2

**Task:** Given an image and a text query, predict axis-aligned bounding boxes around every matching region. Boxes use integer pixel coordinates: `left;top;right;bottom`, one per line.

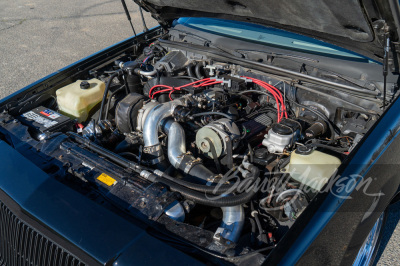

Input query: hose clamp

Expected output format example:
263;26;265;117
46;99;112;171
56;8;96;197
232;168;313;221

143;144;164;165
142;144;162;154
179;155;202;173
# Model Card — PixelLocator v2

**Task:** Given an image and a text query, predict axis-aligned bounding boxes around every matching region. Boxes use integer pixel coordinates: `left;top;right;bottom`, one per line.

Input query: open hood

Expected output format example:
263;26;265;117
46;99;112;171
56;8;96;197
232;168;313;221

135;0;400;66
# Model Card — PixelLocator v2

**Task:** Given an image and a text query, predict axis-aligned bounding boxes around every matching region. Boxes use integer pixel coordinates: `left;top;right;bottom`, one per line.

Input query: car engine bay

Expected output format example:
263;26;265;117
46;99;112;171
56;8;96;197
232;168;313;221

0;31;389;263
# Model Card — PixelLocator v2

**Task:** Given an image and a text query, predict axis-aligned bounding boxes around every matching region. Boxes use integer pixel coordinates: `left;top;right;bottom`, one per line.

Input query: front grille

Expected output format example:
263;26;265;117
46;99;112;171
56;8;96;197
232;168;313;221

0;202;85;266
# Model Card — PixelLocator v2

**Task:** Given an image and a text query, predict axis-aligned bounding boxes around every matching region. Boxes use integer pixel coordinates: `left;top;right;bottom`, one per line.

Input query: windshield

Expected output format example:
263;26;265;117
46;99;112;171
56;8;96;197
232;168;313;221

175;17;375;63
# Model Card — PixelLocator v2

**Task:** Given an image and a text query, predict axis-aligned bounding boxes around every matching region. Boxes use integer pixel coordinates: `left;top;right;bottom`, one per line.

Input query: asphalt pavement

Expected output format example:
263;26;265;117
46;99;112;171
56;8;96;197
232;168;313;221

0;0;399;264
0;0;157;98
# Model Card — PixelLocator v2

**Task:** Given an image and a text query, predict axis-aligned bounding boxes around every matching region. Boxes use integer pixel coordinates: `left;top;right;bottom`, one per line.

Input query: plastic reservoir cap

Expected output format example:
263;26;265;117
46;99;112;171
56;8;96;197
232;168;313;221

295;145;313;155
80;81;90;90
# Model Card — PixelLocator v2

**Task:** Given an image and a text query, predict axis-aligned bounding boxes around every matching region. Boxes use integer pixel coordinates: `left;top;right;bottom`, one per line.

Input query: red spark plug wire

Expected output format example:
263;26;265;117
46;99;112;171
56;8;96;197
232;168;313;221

241;76;287;122
148;78;222;100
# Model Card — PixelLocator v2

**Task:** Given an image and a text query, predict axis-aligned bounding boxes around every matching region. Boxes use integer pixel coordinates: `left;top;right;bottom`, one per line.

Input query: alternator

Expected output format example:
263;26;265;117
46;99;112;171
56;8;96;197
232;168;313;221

196;118;240;159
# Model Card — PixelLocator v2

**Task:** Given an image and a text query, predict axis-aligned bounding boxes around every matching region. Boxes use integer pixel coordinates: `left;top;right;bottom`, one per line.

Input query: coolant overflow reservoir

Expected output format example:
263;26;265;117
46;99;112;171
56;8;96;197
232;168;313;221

56;78;105;122
283;146;341;191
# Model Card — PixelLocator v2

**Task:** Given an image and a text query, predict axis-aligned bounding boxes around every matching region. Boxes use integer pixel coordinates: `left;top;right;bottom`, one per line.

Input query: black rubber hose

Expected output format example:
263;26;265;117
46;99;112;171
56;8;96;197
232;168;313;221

251;201;268;244
308;143;348;152
186;63;196;81
98;71;120;123
248;217;257;246
185;163;214;181
158;175;235;194
154;175;260;207
104;86;125;120
147;159;260;206
118;152;139;161
248;143;254;163
156;69;161;85
194;62;204;79
278;157;290;169
150;163;260;206
159;169;257;195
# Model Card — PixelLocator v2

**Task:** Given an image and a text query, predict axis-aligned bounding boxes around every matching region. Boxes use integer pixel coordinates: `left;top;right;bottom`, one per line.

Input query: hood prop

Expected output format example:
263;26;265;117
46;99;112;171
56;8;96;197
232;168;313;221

120;0;138;43
139;7;149;32
383;32;390;109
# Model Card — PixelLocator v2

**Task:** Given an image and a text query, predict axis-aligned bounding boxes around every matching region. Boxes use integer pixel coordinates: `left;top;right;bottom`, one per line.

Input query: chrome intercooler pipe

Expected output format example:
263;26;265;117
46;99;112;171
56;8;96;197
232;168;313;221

142;98;188;164
143;100;180;147
161;117;244;244
162;119;186;168
216;206;245;243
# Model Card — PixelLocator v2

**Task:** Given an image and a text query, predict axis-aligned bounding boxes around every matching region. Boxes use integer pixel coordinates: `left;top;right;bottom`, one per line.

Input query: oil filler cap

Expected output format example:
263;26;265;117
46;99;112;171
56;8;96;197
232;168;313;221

80;81;91;90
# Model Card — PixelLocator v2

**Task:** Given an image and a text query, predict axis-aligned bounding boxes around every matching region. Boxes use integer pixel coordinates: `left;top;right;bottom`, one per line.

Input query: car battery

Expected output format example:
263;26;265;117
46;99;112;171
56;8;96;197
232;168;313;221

19;106;74;139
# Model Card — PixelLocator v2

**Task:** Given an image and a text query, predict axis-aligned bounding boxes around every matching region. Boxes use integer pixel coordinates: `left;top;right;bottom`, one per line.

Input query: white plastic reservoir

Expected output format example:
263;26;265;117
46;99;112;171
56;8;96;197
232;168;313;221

56;78;105;122
283;148;341;191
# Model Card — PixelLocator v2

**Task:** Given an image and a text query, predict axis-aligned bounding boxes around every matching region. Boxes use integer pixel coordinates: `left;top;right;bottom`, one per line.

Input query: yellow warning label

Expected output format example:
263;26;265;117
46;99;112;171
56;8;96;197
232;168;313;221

97;173;117;186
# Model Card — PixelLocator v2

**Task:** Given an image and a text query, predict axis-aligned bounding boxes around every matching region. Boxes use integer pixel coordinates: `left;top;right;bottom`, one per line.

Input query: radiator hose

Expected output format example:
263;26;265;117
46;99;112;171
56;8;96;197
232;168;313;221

141;170;259;207
153;168;258;195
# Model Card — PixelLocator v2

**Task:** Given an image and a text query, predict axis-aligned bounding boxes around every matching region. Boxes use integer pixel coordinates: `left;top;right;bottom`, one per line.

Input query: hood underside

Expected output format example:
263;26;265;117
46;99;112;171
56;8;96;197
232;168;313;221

135;0;400;64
